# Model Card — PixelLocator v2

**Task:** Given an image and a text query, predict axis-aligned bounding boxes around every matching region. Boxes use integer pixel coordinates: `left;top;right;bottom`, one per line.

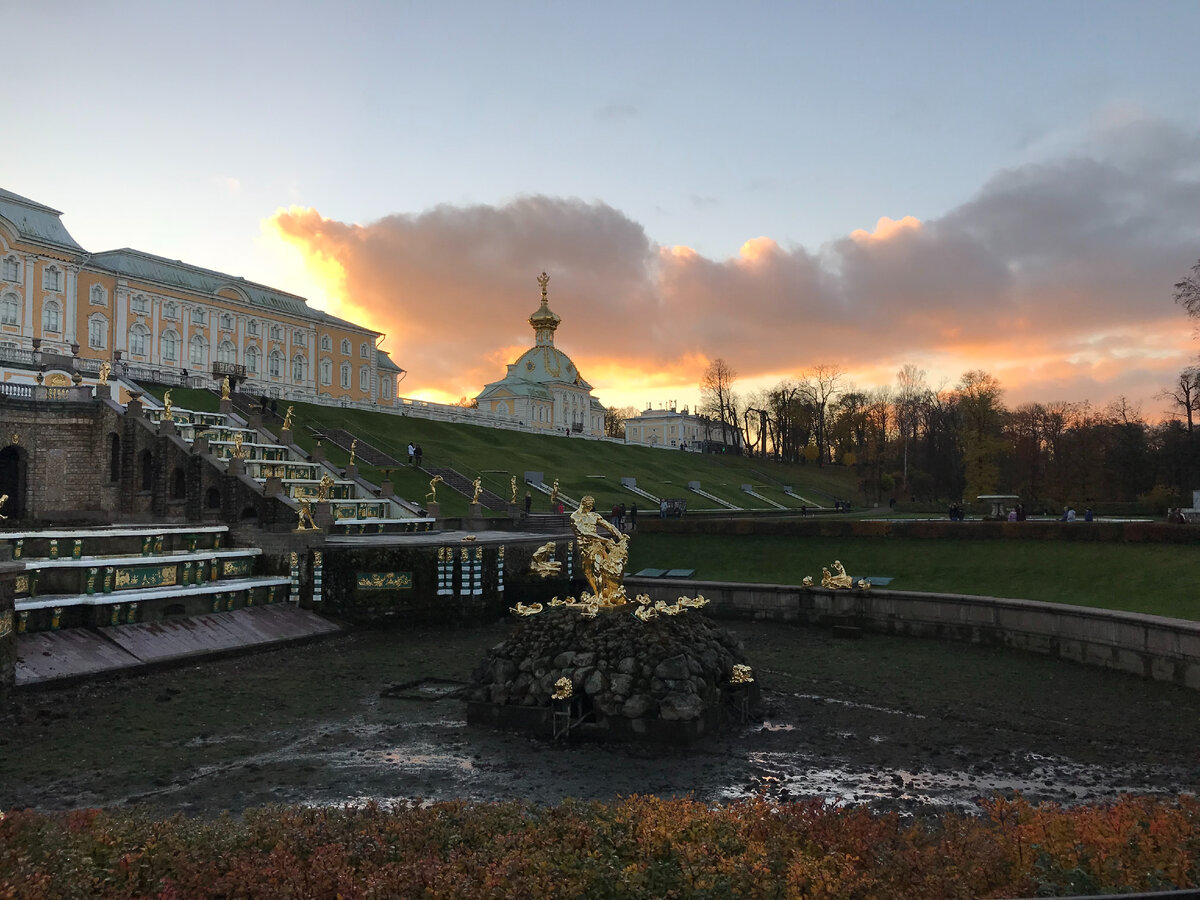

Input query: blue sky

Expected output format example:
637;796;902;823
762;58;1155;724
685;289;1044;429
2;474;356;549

7;1;1200;414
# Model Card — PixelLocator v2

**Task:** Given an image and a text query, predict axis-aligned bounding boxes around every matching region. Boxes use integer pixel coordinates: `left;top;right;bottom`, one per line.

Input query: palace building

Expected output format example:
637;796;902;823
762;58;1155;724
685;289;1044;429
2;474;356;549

0;187;404;404
474;273;606;436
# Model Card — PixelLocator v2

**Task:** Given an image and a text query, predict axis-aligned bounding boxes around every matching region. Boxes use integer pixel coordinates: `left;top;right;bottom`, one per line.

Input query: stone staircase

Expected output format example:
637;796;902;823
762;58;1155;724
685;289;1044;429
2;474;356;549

7;524;290;634
317;428;401;468
144;403;433;534
423;466;509;511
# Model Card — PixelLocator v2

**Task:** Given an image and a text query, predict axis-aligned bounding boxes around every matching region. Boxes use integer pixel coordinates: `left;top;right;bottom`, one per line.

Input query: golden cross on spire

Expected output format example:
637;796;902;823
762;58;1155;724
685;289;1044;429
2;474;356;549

537;271;549;302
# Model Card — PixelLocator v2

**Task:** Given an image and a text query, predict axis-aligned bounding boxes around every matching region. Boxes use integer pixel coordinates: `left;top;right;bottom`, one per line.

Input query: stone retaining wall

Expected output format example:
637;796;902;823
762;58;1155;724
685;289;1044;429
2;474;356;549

626;577;1200;690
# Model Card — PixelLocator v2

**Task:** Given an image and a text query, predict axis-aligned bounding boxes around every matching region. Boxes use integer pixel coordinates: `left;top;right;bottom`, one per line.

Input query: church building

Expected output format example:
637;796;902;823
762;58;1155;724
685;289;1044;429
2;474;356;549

475;273;606;436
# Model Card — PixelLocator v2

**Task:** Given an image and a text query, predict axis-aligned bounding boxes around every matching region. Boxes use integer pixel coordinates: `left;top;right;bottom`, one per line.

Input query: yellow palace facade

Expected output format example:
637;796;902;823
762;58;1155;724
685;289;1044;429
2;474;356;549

0;187;404;404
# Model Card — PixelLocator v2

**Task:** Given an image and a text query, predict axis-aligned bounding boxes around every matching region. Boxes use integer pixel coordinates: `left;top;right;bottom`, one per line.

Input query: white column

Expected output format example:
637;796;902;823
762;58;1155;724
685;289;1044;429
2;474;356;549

180;304;189;371
22;255;35;339
114;282;129;353
151;296;160;362
64;265;78;343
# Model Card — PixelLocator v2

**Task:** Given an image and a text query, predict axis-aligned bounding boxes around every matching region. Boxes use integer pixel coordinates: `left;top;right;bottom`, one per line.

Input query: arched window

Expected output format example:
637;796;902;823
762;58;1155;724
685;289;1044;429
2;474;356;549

219;313;233;331
41;300;62;335
292;354;307;382
42;265;62;292
247;319;258;336
164;301;178;321
89;284;107;306
340;338;351;355
191;308;206;326
205;487;220;509
245;345;259;374
88;314;107;349
140;449;154;492
171;468;186;500
293;330;307;347
217;340;237;365
360;342;370;359
161;330;179;362
320;335;331;351
359;366;369;392
319;358;332;386
129;323;149;357
1;293;19;327
189;334;207;366
2;257;20;283
340;361;350;389
269;324;281;341
130;294;150;315
269;349;283;378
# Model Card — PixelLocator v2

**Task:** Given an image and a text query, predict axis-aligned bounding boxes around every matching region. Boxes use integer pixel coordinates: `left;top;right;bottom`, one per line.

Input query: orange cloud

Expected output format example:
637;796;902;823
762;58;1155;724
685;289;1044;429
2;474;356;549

849;215;922;243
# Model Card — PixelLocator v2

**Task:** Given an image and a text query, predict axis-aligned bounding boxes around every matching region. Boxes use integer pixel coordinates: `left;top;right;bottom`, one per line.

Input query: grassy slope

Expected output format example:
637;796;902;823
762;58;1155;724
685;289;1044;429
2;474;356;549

627;532;1200;619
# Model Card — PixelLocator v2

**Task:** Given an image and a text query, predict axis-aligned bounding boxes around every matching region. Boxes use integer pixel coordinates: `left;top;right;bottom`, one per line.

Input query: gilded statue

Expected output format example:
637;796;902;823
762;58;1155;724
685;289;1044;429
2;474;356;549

510;602;543;617
570;495;629;607
98;361;110;384
162;390;173;422
426;474;444;502
221;376;231;400
510;475;518;504
231;432;249;459
282;406;294;431
317;472;335;502
471;477;482;504
550;478;559;505
296;498;317;531
0;493;8;521
529;541;562;577
348;439;357;468
820;560;854;590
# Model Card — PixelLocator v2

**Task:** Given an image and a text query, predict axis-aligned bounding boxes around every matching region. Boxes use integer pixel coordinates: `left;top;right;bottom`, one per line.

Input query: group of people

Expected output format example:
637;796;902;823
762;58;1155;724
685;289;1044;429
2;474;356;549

405;442;424;467
609;502;637;532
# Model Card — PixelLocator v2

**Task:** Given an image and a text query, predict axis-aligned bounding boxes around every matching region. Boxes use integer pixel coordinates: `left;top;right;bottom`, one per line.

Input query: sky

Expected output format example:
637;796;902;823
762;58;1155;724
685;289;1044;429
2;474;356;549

7;1;1200;419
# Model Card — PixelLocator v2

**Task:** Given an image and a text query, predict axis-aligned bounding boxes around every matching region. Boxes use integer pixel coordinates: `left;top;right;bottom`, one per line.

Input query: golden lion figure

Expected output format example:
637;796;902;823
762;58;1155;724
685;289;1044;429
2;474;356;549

529;542;562;577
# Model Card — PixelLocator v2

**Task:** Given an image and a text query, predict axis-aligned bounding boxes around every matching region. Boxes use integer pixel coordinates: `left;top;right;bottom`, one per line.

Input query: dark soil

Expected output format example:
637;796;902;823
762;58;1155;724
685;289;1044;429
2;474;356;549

2;620;1199;817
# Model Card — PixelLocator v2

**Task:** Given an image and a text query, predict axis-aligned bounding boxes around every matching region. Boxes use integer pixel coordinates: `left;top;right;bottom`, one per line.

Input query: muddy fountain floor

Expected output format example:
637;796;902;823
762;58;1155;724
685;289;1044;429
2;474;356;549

2;621;1198;817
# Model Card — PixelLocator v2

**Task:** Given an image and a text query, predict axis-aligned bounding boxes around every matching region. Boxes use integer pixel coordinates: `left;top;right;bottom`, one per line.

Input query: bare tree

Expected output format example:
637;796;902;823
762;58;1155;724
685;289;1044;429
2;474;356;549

895;364;927;490
798;364;843;466
603;405;640;439
1175;258;1200;322
699;358;741;450
1159;367;1200;434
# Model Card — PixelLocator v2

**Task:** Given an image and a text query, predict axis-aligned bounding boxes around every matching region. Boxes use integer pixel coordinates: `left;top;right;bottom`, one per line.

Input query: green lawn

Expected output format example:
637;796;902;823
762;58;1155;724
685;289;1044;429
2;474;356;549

627;532;1200;620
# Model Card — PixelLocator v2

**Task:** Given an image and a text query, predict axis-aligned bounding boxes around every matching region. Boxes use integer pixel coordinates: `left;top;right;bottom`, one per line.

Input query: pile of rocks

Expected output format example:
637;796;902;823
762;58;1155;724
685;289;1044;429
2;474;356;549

469;607;751;725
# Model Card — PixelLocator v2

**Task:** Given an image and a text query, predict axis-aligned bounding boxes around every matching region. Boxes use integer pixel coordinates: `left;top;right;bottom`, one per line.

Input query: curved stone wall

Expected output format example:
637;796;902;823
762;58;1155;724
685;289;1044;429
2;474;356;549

625;577;1200;690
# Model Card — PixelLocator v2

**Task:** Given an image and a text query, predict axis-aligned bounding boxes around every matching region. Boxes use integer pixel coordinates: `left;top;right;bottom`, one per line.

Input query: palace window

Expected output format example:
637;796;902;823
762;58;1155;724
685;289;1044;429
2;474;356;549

131;294;150;315
269;324;281;341
269;349;283;378
90;285;107;306
163;301;178;321
359;366;369;392
340;338;350;355
245;344;259;374
293;330;307;348
217;340;237;365
220;313;233;332
1;293;19;326
42;265;62;292
360;342;370;359
191;308;206;326
247;320;258;336
88;315;107;349
41;299;62;334
380;378;391;400
161;330;179;362
189;334;207;366
129;323;149;357
2;257;20;283
340;361;350;389
319;357;332;386
320;335;331;351
292;354;307;382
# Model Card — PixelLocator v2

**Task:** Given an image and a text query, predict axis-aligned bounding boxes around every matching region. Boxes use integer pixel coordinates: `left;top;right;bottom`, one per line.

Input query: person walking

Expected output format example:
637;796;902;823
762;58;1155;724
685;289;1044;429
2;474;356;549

414;445;423;467
407;442;415;465
629;502;638;531
524;490;532;516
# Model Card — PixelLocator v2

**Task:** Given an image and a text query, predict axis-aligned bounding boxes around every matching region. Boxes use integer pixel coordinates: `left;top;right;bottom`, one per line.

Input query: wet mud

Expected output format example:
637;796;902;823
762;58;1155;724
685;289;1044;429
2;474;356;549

2;621;1199;817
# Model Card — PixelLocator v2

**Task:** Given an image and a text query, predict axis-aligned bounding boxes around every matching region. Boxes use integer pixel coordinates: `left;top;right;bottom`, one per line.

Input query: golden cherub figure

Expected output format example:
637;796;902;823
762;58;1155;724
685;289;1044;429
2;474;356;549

221;376;231;400
510;475;518;504
426;474;444;502
162;390;173;421
296;498;317;531
98;361;110;384
282;406;294;430
348;439;357;468
0;493;9;521
471;477;482;504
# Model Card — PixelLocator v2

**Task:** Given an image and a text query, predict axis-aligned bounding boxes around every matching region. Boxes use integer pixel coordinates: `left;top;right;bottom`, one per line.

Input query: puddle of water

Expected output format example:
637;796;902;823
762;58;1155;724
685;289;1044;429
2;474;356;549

790;692;926;719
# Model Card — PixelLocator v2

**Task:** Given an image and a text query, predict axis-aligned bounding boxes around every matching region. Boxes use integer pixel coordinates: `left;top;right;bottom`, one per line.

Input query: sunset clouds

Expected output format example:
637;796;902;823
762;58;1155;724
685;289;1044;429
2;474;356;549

268;115;1200;414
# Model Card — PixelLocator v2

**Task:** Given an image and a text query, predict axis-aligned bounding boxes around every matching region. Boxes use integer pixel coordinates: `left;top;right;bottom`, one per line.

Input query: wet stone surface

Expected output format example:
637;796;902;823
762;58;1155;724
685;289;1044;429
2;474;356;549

2;620;1199;817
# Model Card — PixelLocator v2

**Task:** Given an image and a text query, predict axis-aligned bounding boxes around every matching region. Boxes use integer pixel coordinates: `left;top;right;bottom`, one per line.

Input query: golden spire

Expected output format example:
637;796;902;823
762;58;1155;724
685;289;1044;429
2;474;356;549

529;270;561;347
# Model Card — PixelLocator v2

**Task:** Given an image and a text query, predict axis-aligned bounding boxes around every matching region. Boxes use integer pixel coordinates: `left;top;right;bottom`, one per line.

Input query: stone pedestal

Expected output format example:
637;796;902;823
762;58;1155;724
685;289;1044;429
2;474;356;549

219;398;233;415
94;384;111;401
311;443;326;463
159;419;177;437
280;427;293;445
0;562;17;710
315;501;332;530
264;475;283;496
507;503;520;519
345;464;358;479
379;479;394;497
228;457;246;477
465;502;485;529
426;501;441;524
192;435;210;455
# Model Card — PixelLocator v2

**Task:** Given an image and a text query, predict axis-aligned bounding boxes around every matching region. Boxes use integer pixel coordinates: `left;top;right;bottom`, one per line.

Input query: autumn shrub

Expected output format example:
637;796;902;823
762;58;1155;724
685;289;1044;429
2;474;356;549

2;794;1199;898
